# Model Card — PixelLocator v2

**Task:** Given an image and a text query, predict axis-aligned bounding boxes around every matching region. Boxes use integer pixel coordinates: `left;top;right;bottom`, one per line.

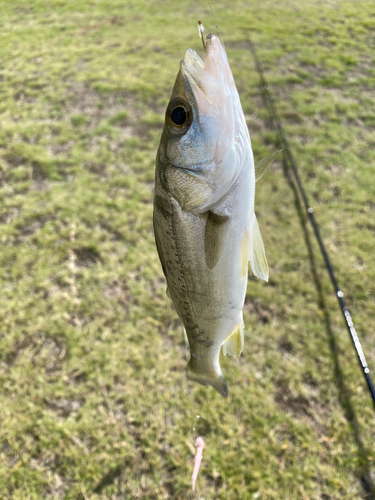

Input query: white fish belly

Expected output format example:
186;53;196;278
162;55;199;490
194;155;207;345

154;163;254;362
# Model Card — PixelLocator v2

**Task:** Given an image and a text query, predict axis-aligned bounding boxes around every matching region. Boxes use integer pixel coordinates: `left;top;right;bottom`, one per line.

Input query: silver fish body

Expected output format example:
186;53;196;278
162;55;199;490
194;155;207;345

153;34;268;397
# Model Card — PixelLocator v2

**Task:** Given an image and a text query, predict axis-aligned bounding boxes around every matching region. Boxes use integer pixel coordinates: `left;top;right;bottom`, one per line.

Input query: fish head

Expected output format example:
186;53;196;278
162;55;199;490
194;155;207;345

158;34;253;213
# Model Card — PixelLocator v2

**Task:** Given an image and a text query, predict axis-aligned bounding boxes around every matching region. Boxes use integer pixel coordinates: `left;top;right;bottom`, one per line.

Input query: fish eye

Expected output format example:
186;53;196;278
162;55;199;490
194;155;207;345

166;99;192;134
171;106;187;126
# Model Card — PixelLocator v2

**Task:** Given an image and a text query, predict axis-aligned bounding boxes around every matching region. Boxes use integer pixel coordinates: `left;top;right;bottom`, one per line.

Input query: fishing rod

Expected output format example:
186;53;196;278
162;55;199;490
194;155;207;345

248;39;375;409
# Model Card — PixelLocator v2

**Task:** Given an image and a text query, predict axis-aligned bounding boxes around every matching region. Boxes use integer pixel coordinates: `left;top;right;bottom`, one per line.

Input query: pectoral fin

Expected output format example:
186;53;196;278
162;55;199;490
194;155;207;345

204;211;229;270
249;213;269;281
255;150;282;182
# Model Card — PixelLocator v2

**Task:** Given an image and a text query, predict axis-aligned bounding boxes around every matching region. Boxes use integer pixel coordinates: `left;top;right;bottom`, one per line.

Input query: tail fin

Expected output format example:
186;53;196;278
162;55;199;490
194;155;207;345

186;356;229;397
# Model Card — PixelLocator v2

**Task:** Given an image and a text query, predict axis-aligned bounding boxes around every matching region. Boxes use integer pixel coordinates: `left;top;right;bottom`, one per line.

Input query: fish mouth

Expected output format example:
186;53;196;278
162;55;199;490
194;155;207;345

180;44;221;106
181;33;233;98
180;34;236;137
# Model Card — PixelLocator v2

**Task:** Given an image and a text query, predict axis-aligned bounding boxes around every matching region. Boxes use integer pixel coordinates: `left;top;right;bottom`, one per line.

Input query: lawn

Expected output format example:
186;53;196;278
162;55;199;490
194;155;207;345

0;0;374;498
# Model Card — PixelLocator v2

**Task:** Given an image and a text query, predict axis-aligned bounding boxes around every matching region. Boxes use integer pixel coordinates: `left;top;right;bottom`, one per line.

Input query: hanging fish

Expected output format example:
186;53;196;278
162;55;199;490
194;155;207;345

153;29;276;397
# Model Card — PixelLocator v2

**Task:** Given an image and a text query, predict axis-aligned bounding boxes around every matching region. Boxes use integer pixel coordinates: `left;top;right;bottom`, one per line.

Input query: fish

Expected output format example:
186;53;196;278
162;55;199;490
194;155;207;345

153;31;274;397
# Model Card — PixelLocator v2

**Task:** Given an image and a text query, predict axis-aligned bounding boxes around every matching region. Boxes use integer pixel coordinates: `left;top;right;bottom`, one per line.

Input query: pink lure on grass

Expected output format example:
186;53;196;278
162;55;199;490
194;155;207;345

192;437;204;491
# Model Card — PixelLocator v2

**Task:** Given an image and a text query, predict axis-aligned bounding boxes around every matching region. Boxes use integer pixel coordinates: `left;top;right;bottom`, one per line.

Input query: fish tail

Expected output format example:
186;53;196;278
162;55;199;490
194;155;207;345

186;354;229;397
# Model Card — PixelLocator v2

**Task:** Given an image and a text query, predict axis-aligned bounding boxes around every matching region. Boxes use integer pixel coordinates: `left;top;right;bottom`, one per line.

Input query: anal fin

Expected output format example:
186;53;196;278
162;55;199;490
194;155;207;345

222;322;244;360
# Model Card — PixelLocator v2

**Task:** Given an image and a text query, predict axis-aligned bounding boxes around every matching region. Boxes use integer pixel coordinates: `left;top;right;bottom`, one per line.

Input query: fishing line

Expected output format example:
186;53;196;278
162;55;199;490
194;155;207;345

206;0;226;52
247;37;375;409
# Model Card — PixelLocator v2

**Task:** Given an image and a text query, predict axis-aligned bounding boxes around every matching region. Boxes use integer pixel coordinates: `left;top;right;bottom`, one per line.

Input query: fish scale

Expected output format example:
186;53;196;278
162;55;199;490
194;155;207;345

153;33;269;397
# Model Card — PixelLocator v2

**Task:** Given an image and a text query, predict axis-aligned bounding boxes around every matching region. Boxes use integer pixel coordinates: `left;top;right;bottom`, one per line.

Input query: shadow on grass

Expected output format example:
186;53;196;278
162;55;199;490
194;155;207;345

93;462;124;493
281;154;375;500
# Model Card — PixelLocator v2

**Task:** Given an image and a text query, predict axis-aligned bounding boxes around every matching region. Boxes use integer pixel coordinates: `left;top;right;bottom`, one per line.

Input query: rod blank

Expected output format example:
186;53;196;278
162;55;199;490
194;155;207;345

248;38;375;409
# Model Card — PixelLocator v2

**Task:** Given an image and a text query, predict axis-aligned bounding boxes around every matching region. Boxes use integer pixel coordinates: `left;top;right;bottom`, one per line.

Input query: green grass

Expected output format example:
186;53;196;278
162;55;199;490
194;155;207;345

0;0;374;498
